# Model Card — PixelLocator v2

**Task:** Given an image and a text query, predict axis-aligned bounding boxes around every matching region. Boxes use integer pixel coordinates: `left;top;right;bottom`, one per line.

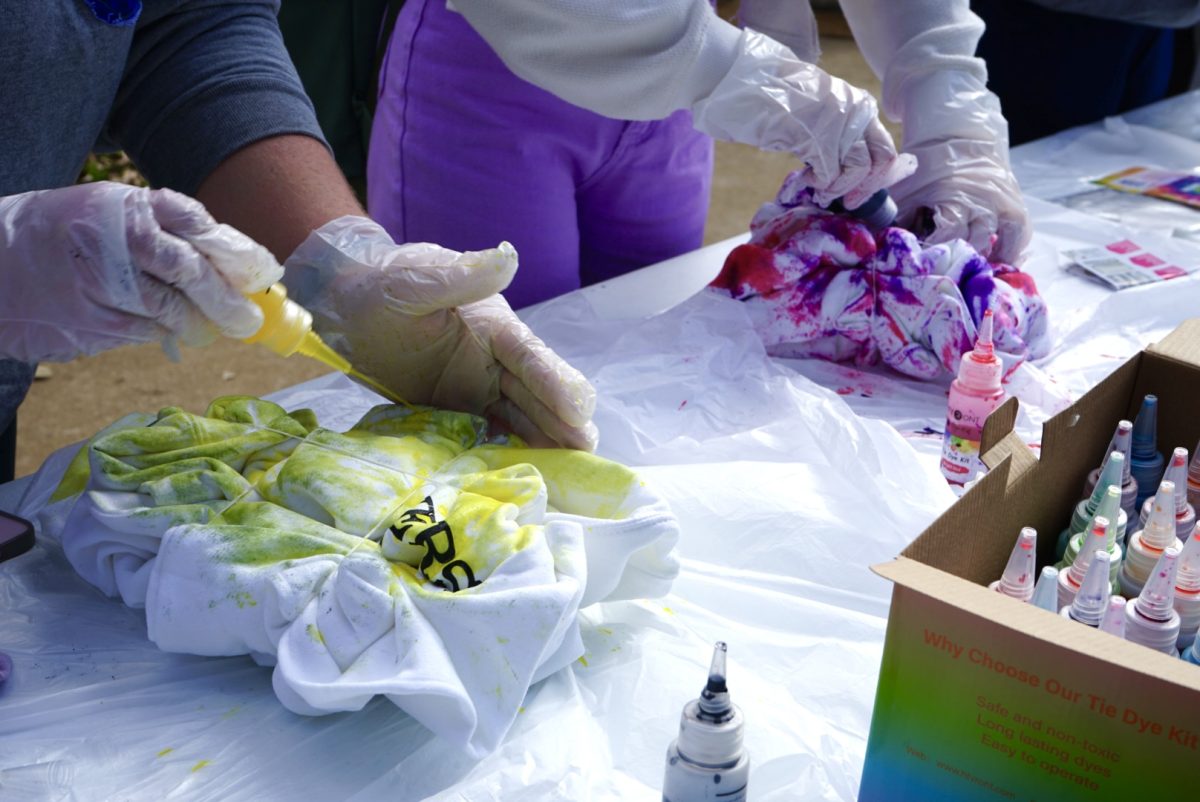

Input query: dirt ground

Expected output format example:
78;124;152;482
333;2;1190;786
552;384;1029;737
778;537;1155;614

14;26;885;477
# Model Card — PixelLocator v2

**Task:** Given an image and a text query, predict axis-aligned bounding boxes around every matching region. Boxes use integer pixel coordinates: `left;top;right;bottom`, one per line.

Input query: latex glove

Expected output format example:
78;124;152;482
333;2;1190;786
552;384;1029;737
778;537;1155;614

888;72;1031;264
691;30;916;209
0;182;282;363
283;216;598;451
835;0;1031;263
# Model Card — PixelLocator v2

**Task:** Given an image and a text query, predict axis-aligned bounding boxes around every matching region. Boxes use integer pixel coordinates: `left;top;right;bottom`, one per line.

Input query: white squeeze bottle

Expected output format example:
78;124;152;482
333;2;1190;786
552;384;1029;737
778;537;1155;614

663;642;749;802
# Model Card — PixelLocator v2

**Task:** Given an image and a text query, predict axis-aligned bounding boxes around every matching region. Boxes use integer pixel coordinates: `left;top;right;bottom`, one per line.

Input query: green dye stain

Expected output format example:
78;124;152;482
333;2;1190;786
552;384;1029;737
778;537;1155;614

496;636;509;645
576;656;589;668
306;624;325;645
156;747;174;758
230;592;257;609
50;443;92;502
598;627;613;636
190;760;211;773
218;527;349;567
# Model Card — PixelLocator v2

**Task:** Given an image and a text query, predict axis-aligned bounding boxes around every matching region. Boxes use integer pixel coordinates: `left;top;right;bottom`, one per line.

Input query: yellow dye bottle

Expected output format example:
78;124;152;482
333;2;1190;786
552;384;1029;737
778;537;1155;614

243;284;404;404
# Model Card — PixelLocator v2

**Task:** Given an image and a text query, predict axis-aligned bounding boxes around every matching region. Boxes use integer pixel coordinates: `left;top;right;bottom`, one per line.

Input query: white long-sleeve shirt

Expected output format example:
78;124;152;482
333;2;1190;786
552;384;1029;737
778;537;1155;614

447;0;989;132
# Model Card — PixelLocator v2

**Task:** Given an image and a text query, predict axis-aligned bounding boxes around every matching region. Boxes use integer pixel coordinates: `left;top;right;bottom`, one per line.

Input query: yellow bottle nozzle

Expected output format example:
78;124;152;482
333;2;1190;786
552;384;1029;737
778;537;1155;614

243;284;351;373
243;284;409;406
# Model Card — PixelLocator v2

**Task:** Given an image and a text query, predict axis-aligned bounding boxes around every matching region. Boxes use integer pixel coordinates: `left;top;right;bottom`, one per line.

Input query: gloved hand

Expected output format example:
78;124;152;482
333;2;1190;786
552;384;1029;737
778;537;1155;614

832;0;1031;264
0;182;282;362
282;216;598;451
888;72;1030;264
691;30;916;210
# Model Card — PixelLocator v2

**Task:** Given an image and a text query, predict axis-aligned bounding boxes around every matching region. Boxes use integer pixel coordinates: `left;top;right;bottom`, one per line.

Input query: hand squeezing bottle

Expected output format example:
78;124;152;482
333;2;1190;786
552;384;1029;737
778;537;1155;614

242;284;402;403
662;643;749;802
940;310;1005;485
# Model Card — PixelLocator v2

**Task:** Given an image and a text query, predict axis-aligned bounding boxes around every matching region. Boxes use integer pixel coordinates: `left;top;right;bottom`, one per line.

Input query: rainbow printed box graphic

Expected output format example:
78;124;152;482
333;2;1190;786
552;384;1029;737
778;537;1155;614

861;320;1200;801
861;565;1198;800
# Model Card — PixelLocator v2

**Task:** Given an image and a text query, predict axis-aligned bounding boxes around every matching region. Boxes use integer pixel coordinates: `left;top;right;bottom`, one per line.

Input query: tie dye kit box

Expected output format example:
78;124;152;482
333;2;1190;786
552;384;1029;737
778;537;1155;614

860;319;1200;801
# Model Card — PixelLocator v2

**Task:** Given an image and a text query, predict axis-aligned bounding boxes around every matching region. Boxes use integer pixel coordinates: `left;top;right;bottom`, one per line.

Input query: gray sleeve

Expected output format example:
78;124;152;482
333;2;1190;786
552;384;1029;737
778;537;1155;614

101;0;328;195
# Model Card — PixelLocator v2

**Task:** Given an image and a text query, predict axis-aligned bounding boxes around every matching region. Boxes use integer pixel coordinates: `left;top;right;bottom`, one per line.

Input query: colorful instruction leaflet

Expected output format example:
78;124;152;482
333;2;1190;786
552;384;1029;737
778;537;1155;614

1062;236;1199;290
1093;166;1200;211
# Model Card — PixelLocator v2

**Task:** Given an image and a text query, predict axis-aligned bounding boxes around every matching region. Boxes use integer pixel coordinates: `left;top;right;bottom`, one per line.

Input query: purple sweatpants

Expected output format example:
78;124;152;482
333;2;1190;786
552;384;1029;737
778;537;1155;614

366;0;715;310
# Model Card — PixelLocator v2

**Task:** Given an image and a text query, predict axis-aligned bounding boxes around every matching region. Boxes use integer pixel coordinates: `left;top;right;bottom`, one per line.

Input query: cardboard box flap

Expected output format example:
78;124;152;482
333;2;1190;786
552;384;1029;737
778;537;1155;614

1039;359;1132;469
1132;350;1200;461
980;397;1034;480
872;556;1200;692
1147;317;1200;369
899;452;1017;581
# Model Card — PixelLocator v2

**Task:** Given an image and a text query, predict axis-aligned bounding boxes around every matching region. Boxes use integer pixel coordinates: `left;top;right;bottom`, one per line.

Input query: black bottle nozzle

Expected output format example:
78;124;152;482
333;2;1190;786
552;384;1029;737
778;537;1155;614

698;641;732;721
828;188;898;232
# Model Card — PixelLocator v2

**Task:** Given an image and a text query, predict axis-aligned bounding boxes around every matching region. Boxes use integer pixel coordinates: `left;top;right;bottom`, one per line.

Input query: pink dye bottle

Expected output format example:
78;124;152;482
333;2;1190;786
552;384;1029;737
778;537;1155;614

940;311;1005;486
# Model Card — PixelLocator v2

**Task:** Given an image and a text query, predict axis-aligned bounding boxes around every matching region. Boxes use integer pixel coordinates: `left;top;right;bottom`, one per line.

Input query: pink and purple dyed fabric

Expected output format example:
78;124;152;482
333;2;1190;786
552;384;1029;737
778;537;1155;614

709;172;1049;380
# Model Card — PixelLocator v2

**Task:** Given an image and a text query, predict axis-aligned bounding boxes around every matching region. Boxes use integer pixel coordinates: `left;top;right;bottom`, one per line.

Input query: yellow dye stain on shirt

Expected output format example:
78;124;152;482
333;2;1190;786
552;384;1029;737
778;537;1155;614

50;397;654;634
454;463;545;511
156;747;174;758
470;446;638;519
306;623;325;645
576;656;589;668
441;492;535;580
191;760;211;773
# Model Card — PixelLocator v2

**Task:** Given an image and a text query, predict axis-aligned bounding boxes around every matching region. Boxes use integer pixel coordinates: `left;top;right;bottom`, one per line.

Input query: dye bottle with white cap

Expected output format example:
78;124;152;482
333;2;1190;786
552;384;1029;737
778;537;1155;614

662;642;749;802
1138;447;1196;541
990;527;1037;602
1082;420;1138;521
1173;529;1200;651
1030;566;1060;613
1124;546;1182;656
1060;551;1112;627
939;310;1005;486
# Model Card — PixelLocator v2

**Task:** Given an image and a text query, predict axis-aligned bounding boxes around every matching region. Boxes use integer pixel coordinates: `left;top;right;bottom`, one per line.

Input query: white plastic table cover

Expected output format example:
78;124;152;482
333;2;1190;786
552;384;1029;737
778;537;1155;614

2;93;1199;801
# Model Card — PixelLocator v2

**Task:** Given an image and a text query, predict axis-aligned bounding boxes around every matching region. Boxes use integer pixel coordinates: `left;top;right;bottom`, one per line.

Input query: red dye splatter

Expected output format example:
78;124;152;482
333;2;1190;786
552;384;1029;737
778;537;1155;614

881;311;906;344
940;341;958;371
836;386;854;395
996;269;1040;297
710;244;785;298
